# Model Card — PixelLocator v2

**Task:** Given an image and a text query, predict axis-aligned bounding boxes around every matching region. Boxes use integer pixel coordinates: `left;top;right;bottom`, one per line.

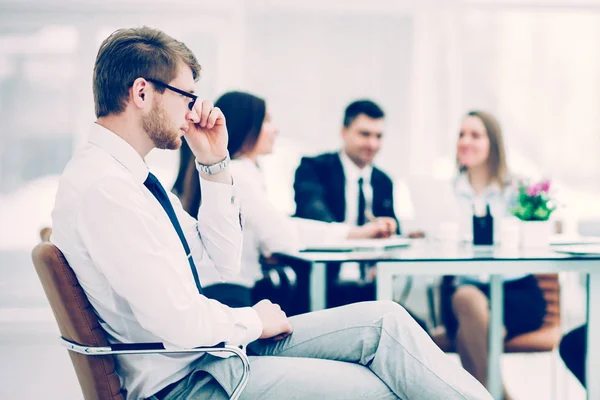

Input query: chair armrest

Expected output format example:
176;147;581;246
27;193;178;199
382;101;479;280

60;337;250;400
280;266;297;288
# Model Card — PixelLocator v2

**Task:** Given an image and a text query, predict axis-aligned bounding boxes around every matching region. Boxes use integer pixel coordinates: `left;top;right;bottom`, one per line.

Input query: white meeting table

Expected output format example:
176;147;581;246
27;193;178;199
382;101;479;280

275;242;600;400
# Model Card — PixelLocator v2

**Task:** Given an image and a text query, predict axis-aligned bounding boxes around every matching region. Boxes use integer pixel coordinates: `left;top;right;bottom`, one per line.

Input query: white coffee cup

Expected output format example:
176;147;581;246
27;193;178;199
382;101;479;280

497;217;521;249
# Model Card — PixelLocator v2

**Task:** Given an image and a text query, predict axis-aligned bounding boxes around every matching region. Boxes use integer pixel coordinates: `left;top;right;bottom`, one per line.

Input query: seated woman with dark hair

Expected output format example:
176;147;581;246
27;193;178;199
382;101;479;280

173;91;397;311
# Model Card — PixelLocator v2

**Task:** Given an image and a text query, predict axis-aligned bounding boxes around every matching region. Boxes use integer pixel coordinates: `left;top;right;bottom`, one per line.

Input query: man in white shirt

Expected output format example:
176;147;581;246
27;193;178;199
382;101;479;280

52;27;491;399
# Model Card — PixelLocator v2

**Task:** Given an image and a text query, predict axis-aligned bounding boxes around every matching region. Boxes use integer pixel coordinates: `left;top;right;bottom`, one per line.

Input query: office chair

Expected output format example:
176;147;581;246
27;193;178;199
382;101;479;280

32;231;250;400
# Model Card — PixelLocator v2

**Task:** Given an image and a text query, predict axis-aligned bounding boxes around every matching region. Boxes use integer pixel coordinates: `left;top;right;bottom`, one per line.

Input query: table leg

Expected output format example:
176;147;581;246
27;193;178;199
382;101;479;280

586;272;600;400
488;274;504;400
309;262;326;311
376;263;394;301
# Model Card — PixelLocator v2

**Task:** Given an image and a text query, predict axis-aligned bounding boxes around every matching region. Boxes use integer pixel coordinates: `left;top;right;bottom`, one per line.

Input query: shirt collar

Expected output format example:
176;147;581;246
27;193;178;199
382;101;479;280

454;172;503;199
88;123;149;183
339;150;372;183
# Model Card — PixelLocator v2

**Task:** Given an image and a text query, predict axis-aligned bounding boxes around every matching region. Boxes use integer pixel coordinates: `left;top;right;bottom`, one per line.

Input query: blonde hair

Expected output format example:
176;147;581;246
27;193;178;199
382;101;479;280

458;110;508;186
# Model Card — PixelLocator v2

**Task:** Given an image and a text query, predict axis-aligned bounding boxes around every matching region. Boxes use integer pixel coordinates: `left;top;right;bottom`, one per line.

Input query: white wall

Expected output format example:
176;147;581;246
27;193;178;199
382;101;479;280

3;0;600;246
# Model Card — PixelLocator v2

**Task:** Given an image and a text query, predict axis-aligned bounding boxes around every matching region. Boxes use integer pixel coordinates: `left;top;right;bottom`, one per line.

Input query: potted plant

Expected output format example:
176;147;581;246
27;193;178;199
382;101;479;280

511;179;556;247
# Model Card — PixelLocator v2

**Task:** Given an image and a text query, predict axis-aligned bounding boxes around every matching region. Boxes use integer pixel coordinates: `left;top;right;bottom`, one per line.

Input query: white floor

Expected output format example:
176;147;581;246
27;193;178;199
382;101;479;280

0;318;81;400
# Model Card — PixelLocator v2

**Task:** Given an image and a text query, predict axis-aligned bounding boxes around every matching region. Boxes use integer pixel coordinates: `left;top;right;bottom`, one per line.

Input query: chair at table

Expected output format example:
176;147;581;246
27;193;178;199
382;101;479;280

31;232;250;400
504;274;561;352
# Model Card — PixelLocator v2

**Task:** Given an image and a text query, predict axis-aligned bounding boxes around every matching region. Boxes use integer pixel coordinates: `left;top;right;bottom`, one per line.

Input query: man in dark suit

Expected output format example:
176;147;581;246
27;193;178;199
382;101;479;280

293;100;423;320
294;100;398;231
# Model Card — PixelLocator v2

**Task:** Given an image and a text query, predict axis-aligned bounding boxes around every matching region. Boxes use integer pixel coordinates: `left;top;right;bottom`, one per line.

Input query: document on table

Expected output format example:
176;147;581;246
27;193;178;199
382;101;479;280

301;237;412;253
553;244;600;256
550;235;600;246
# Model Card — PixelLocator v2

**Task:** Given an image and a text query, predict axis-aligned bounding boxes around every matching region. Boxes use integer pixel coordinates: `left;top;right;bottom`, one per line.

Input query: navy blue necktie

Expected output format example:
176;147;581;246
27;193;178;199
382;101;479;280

357;177;368;280
357;177;366;226
144;172;203;294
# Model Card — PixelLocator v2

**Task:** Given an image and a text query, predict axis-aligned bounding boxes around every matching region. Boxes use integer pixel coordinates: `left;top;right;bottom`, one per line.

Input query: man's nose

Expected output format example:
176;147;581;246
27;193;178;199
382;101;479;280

186;108;200;124
368;137;380;149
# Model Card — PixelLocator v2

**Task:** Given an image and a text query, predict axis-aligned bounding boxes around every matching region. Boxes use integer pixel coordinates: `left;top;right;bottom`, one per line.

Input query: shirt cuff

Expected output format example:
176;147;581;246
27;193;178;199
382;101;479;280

199;176;240;214
230;307;263;346
330;222;354;240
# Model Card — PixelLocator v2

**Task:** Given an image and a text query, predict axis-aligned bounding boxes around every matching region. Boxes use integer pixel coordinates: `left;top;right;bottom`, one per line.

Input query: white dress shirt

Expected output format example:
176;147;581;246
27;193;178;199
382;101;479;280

51;124;262;400
453;172;526;283
338;151;375;280
339;150;373;225
201;157;351;288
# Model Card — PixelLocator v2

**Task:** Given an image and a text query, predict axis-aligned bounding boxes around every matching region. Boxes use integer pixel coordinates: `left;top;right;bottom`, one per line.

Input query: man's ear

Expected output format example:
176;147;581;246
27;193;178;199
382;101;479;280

131;77;149;109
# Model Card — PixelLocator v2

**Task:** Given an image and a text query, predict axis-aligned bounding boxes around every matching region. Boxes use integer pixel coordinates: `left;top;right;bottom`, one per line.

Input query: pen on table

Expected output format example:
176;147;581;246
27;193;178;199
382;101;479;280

365;210;376;223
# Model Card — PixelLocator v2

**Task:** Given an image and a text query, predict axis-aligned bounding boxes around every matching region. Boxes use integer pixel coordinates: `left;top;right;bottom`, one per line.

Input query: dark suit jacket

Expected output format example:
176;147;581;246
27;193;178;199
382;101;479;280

293;152;400;234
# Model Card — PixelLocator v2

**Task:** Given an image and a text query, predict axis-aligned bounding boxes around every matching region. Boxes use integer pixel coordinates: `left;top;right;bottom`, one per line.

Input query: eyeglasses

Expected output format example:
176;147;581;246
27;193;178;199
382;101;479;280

145;78;197;111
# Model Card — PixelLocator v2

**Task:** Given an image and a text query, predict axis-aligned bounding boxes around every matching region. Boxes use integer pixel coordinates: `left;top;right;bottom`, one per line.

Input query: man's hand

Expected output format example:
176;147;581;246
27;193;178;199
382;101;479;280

184;100;228;165
348;217;397;239
377;217;397;237
407;231;426;239
252;299;293;340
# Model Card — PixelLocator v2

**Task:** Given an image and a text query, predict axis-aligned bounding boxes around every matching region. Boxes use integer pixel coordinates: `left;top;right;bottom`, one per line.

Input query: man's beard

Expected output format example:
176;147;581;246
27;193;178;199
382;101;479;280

142;102;182;150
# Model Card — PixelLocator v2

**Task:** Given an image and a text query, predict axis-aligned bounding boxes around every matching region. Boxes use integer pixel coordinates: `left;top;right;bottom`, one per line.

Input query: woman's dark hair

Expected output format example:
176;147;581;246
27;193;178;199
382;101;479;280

216;91;266;159
172;91;266;215
172;137;201;215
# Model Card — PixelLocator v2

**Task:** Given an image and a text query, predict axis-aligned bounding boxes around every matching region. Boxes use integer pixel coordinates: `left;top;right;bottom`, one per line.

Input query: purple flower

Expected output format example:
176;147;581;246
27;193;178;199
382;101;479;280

540;179;551;193
526;183;541;197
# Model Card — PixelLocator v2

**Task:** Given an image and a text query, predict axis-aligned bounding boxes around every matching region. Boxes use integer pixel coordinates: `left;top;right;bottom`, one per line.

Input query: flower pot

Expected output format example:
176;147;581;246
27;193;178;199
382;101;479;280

520;220;552;248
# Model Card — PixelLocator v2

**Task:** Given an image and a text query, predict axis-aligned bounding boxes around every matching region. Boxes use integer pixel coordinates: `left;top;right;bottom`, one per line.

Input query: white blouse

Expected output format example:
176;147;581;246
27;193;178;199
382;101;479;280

200;157;351;288
453;173;527;284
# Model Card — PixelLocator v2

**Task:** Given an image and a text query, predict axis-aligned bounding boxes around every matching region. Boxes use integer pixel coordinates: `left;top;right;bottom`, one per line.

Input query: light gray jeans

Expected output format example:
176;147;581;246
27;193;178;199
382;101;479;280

159;301;492;399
